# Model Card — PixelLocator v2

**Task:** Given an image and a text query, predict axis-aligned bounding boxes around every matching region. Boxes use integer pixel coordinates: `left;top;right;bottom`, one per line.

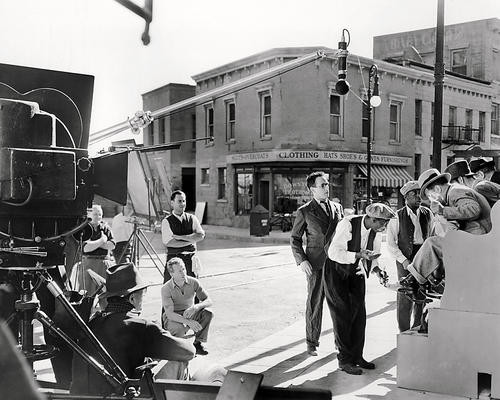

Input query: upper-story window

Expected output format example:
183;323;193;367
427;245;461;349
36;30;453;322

225;101;236;142
159;117;166;144
465;109;473;128
449;105;457;127
492;103;500;136
205;104;214;138
479;111;486;142
451;49;467;75
362;102;370;139
389;102;402;142
259;91;272;138
147;124;154;145
415;99;422;137
329;94;342;136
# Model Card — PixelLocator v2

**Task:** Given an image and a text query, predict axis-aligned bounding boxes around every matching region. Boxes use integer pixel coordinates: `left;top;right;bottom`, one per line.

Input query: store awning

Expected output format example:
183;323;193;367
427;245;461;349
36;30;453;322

357;165;413;187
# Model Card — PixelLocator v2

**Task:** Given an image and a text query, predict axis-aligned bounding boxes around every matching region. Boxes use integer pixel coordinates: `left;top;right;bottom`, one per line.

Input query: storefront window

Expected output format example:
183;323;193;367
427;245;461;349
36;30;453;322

236;172;253;214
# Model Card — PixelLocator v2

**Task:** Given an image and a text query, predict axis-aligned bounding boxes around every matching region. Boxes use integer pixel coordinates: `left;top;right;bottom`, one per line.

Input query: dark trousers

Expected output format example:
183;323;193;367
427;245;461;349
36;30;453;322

165;308;213;343
323;259;366;365
163;252;195;283
396;245;423;332
305;268;325;348
396;262;423;332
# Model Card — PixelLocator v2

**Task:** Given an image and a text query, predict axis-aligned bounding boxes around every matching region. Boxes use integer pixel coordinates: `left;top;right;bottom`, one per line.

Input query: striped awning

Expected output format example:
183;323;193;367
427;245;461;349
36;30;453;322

357;165;413;187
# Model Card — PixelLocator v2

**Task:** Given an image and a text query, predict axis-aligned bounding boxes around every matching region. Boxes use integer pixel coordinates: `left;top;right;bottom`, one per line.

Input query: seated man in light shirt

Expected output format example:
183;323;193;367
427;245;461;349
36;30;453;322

161;257;213;356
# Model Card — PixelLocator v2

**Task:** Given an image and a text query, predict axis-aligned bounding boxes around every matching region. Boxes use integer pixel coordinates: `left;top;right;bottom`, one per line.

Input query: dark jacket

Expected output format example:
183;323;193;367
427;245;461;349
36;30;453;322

290;199;343;270
70;310;195;396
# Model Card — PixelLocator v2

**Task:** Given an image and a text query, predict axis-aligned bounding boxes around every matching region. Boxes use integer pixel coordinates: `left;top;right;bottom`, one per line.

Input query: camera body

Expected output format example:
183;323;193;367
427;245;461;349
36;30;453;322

0;64;100;268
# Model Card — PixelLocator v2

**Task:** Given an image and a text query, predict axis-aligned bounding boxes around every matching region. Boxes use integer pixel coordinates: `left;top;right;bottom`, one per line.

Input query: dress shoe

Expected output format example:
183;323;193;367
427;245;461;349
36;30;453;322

355;358;375;369
307;345;318;356
339;363;362;375
194;341;208;356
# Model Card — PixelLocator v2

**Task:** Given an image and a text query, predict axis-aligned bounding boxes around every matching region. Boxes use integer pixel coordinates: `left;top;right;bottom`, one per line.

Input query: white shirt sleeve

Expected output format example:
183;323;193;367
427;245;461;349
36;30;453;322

386;217;407;263
191;215;205;236
327;218;357;265
161;217;173;245
371;231;382;270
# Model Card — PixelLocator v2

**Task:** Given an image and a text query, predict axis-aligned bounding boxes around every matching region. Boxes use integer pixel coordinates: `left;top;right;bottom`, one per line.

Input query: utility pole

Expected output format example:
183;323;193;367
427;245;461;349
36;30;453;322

432;0;445;170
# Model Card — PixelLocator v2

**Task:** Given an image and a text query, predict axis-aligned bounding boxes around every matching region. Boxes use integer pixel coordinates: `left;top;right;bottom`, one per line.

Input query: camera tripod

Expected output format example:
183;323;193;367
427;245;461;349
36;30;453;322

116;221;163;277
3;265;153;399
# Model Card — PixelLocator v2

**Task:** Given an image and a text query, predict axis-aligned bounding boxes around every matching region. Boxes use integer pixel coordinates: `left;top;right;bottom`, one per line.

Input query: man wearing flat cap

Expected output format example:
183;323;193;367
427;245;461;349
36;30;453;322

71;263;195;396
401;168;491;297
387;181;434;332
325;202;395;375
467;158;500;207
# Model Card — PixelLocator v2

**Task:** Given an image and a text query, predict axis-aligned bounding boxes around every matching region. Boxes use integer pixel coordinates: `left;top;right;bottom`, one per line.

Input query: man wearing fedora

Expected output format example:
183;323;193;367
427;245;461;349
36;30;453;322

468;158;500;207
325;203;395;375
71;263;195;396
401;168;491;294
387;181;435;332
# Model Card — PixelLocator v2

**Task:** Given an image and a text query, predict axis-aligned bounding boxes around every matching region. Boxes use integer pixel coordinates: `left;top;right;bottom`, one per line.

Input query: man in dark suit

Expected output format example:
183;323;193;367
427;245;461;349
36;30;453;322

290;171;343;356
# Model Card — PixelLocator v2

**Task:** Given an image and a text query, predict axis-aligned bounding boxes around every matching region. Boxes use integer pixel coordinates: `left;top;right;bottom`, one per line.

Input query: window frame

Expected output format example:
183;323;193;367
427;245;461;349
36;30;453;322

259;90;272;138
225;100;236;142
218;167;227;200
415;99;422;137
204;104;214;139
159;117;166;144
329;92;343;137
492;103;500;136
479;111;486;142
200;168;210;185
389;101;402;143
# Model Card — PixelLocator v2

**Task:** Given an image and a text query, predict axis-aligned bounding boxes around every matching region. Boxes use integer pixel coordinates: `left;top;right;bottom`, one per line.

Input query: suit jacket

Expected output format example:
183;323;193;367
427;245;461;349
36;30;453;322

290;199;343;270
444;184;491;234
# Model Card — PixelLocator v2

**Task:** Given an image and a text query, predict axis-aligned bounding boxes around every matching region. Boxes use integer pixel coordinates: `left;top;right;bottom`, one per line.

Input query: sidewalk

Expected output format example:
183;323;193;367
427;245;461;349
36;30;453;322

218;270;461;400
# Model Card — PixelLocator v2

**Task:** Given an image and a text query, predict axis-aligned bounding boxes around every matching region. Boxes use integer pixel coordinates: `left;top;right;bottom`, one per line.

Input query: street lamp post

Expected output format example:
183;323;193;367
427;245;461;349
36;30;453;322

366;65;381;204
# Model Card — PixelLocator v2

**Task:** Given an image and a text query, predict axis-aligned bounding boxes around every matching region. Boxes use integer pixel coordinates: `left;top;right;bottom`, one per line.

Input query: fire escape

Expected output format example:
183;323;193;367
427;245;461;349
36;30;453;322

441;125;483;150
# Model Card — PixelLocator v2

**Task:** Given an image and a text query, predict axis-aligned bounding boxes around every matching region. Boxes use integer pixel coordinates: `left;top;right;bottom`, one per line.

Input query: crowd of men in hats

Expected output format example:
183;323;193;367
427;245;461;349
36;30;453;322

291;158;499;375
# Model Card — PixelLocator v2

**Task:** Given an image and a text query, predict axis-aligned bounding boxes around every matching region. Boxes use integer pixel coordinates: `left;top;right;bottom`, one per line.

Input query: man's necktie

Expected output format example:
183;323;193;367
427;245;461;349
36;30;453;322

321;200;331;218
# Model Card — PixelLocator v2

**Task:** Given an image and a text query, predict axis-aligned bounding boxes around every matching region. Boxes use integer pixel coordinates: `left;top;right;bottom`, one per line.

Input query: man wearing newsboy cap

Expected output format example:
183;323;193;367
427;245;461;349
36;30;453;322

71;263;195;396
387;181;435;332
400;168;491;300
325;203;395;375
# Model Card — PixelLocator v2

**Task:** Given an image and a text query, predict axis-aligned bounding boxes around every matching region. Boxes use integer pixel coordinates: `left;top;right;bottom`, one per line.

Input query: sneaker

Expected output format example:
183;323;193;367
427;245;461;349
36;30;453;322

307;345;318;356
194;341;208;356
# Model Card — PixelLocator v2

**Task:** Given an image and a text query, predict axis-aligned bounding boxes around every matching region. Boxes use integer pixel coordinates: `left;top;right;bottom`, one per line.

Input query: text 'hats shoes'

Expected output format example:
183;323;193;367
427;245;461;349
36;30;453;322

339;363;363;375
307;345;318;356
355;358;376;369
194;341;208;356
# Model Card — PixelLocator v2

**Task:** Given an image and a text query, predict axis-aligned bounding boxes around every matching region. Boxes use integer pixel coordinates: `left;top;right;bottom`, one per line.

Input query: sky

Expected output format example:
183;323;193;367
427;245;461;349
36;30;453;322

1;0;499;153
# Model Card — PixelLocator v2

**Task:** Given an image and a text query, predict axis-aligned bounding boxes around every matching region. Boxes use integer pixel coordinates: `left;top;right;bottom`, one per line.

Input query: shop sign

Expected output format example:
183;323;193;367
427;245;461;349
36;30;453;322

227;150;412;166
